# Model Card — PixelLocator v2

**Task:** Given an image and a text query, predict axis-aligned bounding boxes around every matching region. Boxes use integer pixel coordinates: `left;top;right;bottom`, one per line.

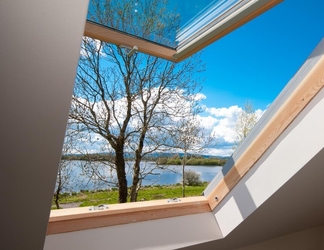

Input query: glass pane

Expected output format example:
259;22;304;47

86;0;244;49
176;0;244;49
86;0;280;61
87;0;182;48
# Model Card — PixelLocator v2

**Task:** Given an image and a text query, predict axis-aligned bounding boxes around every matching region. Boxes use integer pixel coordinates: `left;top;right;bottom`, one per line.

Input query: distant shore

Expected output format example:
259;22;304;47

62;154;227;166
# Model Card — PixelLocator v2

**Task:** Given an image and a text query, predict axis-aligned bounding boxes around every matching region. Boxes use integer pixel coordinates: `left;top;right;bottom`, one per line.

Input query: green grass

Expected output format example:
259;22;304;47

53;183;207;208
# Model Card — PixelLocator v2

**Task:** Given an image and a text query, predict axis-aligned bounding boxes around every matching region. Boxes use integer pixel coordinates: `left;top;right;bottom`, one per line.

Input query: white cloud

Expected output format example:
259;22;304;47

194;93;206;101
198;115;218;130
199;105;266;156
71;90;266;157
204;105;241;145
206;105;241;118
80;37;107;58
255;108;265;118
207;147;234;157
212;125;236;145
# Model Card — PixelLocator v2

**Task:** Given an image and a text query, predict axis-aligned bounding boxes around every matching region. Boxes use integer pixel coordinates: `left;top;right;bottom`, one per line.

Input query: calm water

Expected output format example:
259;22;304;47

64;161;221;191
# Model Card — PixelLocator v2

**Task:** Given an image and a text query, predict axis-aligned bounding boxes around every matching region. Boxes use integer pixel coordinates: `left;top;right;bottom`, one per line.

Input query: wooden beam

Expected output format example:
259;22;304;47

207;54;324;210
47;196;210;235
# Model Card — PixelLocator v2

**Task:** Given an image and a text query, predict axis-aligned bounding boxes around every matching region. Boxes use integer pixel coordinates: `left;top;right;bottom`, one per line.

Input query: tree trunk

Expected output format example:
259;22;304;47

182;152;187;198
130;124;146;202
115;144;128;203
54;170;62;209
182;163;185;197
54;190;60;209
130;151;141;202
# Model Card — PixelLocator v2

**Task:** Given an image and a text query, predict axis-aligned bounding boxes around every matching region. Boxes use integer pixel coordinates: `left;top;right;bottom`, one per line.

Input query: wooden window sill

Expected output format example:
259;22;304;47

47;196;210;235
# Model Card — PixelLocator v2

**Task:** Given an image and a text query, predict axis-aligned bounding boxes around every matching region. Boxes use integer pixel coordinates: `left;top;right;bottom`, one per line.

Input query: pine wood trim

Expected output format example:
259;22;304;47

47;196;210;235
84;21;177;62
207;55;324;210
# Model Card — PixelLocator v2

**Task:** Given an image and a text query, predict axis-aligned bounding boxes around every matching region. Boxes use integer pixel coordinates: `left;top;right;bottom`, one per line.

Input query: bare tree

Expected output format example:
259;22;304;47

54;159;73;209
54;121;78;209
168;116;215;197
70;0;204;202
234;100;259;146
54;122;105;208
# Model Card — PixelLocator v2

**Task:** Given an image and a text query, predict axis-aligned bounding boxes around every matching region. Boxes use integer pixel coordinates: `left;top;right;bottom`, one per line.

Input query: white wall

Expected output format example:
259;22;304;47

234;226;324;250
214;86;324;237
0;1;88;249
45;212;222;250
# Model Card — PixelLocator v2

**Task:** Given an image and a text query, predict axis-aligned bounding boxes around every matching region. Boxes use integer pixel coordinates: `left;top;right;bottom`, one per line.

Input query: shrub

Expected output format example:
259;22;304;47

184;170;202;186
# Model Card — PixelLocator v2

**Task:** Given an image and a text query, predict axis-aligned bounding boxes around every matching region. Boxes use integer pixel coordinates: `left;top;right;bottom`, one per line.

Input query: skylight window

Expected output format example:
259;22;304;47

84;0;282;62
176;0;242;49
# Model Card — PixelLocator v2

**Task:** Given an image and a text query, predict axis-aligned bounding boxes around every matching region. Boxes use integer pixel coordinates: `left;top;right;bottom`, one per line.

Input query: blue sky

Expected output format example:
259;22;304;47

78;0;323;157
199;0;324;110
188;0;324;155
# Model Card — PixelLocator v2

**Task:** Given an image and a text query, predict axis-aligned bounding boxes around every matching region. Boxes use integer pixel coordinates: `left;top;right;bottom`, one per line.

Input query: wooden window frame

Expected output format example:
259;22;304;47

48;0;324;236
48;47;324;235
84;0;282;62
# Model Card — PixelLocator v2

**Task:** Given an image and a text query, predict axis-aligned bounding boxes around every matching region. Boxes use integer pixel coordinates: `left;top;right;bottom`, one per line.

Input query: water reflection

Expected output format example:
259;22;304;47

64;161;221;191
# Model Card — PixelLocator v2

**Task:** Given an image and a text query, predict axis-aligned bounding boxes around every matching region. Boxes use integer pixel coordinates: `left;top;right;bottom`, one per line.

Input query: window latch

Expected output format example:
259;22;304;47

167;198;181;203
89;204;109;211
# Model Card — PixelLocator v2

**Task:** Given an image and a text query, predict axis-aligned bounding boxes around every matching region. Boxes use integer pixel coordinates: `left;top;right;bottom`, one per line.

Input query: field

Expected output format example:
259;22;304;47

52;183;208;209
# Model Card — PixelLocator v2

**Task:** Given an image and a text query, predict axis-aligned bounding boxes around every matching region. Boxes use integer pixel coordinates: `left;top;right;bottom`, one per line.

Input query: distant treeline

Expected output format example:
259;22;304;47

62;153;227;166
156;156;226;166
62;154;114;162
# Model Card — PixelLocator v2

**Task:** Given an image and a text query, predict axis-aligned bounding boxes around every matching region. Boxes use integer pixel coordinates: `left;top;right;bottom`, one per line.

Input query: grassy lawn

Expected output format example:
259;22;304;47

53;183;207;208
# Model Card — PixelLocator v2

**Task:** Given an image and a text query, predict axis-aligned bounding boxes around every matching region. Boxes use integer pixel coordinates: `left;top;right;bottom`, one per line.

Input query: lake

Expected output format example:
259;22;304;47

64;161;222;192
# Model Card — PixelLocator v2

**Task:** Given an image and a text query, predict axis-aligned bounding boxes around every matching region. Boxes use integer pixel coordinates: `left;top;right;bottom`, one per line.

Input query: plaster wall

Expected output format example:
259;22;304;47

214;85;324;237
234;225;324;250
45;212;222;250
0;0;88;249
